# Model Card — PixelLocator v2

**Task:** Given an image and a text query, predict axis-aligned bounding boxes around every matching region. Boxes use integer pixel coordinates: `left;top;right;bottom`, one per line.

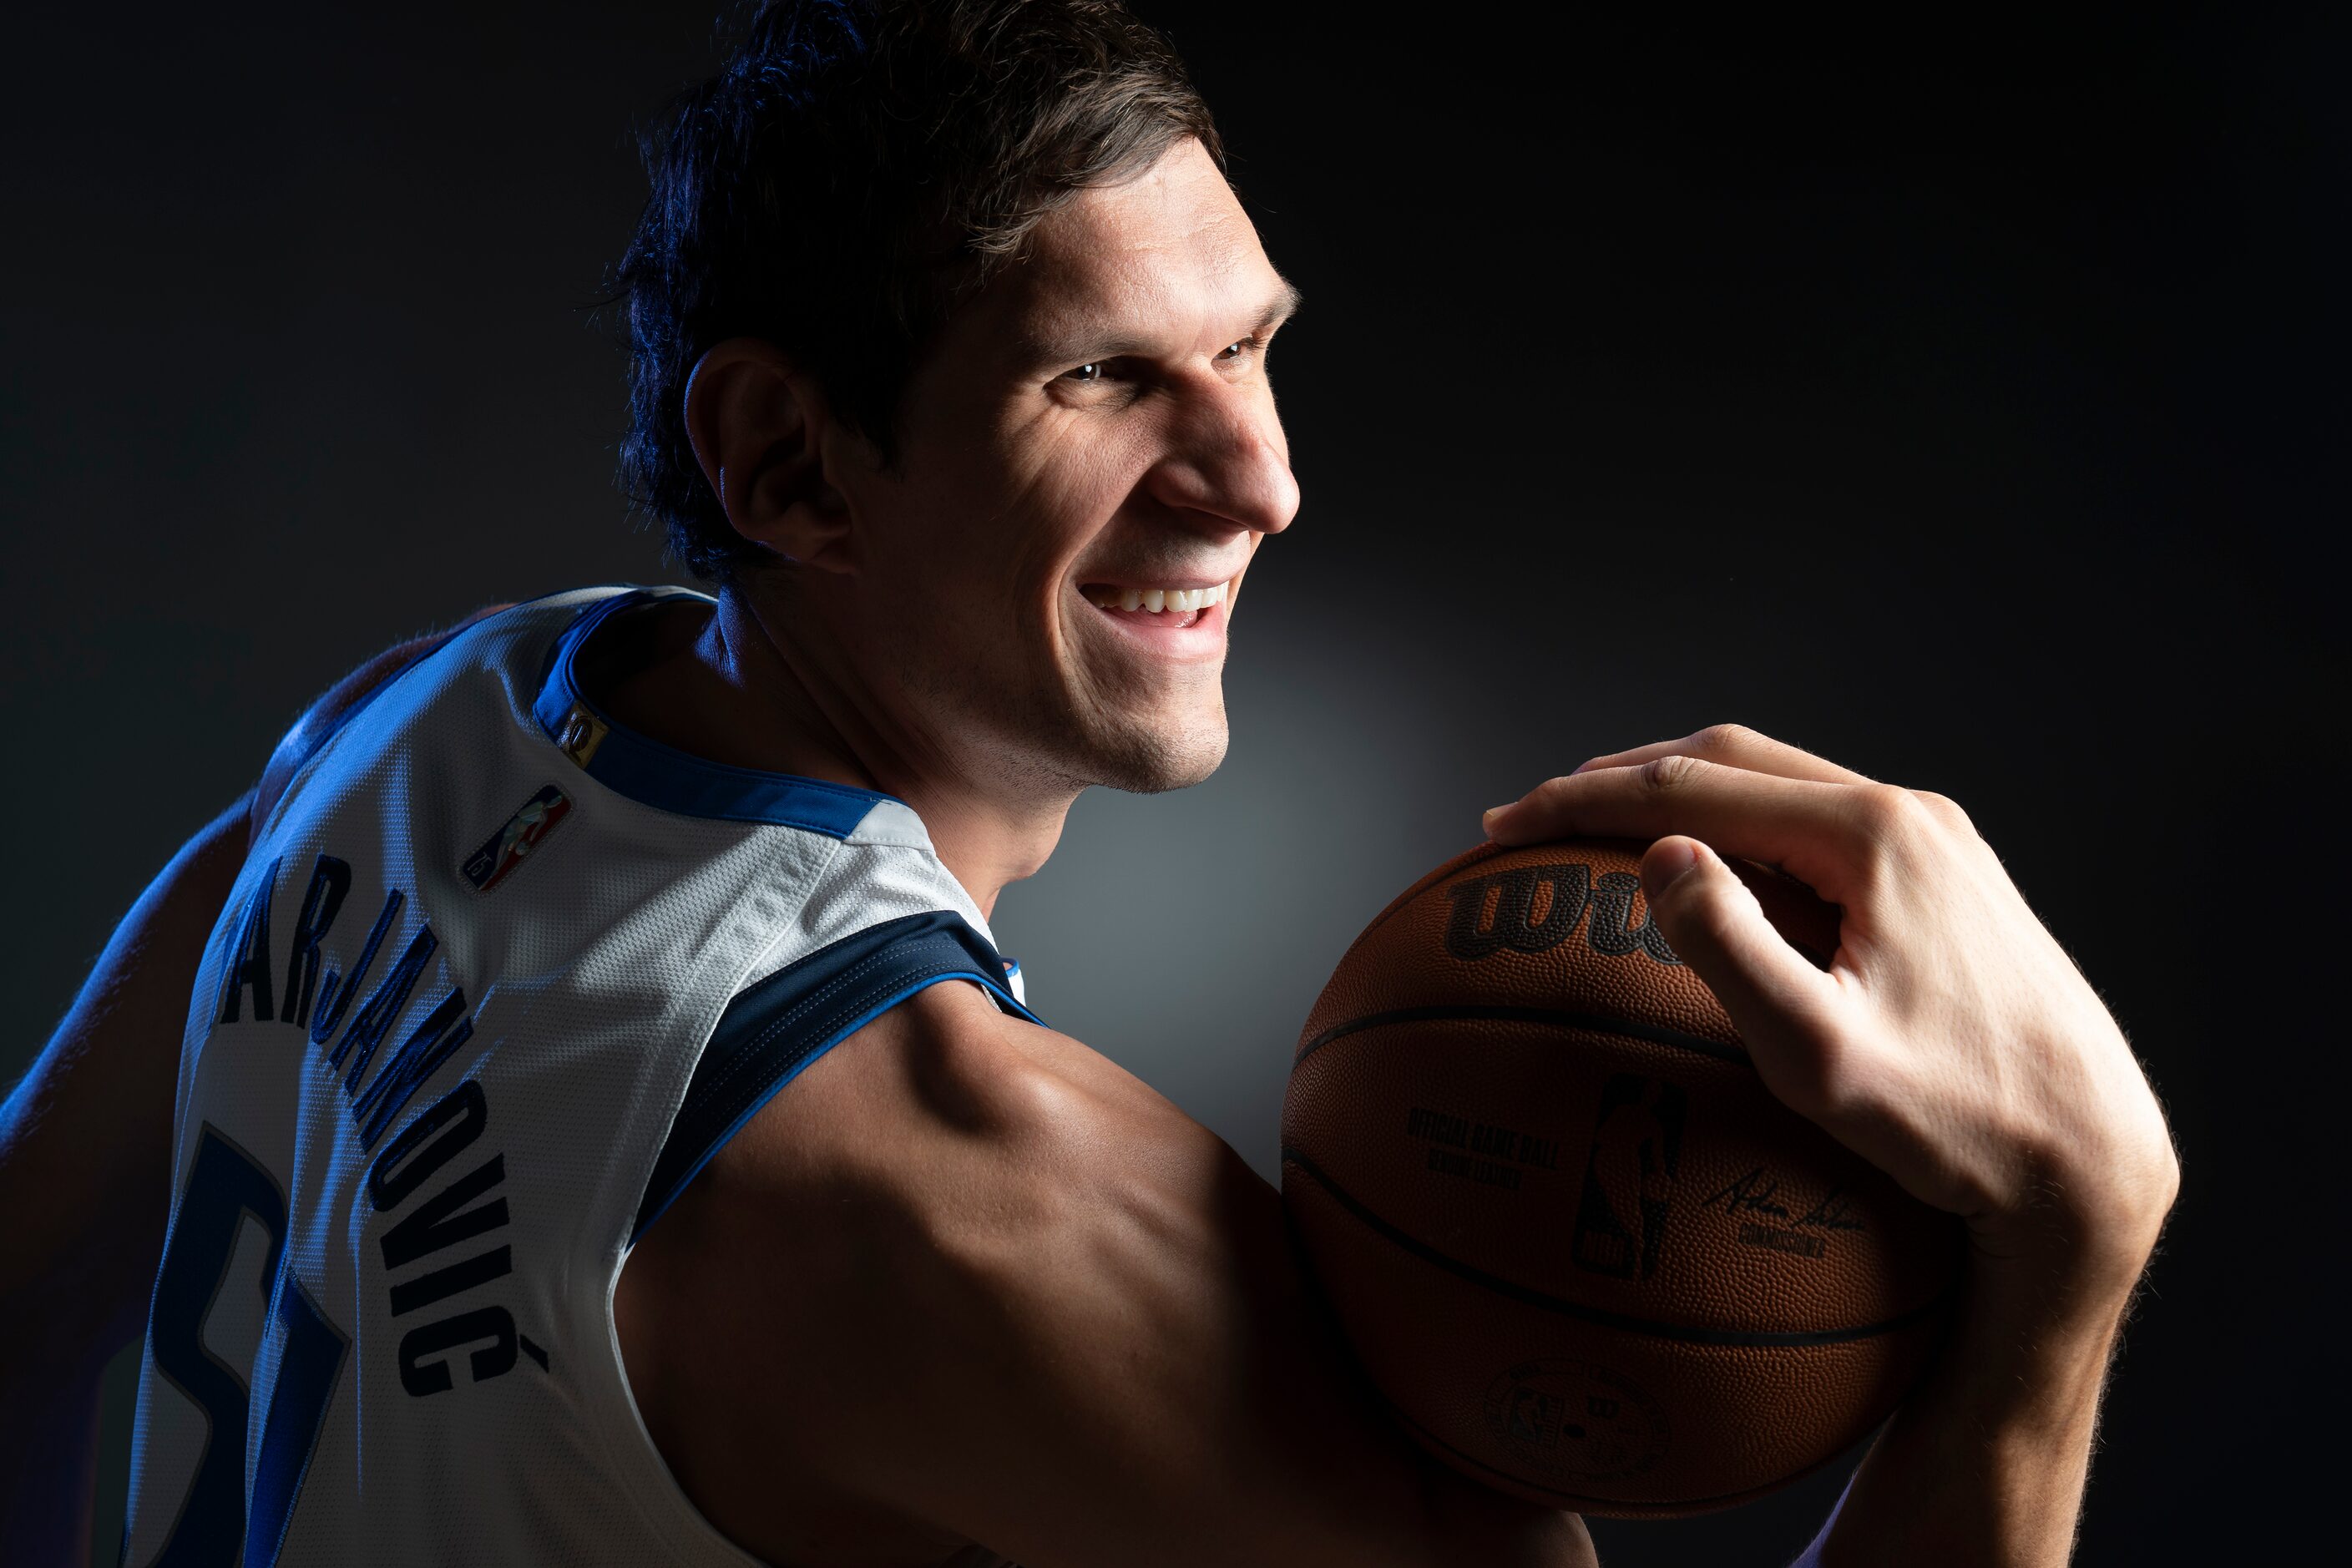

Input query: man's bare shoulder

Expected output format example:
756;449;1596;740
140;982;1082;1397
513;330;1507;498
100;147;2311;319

615;980;1591;1568
712;975;1232;1265
614;979;1232;1560
619;974;1240;1388
771;974;1214;1189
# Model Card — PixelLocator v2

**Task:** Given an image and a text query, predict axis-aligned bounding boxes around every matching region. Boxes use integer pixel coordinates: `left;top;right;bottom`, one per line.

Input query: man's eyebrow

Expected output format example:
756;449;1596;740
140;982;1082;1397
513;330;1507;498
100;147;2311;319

1018;277;1305;367
1257;279;1304;333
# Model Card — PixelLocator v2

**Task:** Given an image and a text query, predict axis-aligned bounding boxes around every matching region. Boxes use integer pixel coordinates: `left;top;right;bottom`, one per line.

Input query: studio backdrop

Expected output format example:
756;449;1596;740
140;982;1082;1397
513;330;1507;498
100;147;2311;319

3;4;2338;1563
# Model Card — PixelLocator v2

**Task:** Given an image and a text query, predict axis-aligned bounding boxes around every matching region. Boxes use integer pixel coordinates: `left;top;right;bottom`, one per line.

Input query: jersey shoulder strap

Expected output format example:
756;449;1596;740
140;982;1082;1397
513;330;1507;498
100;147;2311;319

635;908;1039;1242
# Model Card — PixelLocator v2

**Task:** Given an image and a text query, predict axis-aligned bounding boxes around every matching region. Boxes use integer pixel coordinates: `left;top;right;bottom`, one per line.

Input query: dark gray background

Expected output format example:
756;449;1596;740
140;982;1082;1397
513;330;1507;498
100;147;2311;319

3;3;2339;1563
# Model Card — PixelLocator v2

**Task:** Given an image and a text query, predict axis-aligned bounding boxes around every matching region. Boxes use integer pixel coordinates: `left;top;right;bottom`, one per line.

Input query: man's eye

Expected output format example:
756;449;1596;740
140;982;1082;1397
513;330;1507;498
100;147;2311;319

1061;362;1104;383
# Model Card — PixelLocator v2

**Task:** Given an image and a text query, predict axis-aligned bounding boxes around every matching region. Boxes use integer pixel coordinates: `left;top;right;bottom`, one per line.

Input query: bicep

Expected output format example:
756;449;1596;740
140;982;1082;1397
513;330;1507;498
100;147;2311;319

630;983;1594;1568
917;1130;1454;1562
889;1117;1589;1565
0;795;251;1356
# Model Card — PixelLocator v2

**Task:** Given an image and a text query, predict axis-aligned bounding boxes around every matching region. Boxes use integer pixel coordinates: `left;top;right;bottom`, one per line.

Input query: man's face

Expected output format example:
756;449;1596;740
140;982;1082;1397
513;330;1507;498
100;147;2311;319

829;135;1299;797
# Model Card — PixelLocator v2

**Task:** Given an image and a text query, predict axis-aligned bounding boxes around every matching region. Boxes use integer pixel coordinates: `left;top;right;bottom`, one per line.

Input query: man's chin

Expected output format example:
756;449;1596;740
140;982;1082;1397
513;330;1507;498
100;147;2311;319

1075;711;1230;796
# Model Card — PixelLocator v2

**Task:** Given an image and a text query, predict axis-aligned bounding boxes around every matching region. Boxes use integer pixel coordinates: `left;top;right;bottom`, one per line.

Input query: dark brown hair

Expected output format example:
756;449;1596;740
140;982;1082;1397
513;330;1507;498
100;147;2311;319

614;0;1225;579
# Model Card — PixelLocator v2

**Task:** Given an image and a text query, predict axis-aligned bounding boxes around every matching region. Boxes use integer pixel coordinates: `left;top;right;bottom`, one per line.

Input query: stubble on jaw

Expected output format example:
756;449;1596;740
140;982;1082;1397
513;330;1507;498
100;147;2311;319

888;616;1233;802
1055;604;1236;795
1073;698;1231;796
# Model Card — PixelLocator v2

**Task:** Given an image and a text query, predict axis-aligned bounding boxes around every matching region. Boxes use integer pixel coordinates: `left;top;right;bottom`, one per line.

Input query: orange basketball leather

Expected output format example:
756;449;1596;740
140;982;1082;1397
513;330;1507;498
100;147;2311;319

1281;838;1960;1515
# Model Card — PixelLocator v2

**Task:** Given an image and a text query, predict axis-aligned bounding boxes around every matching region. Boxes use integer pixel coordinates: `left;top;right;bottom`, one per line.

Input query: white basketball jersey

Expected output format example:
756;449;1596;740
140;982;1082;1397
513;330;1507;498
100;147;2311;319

120;586;1034;1567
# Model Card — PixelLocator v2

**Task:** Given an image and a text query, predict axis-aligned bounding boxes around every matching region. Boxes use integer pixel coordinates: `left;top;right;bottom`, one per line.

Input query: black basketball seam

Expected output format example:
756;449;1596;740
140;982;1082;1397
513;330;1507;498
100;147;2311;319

1381;1398;1851;1515
1352;841;1513;942
1280;1146;1950;1348
1292;1005;1750;1070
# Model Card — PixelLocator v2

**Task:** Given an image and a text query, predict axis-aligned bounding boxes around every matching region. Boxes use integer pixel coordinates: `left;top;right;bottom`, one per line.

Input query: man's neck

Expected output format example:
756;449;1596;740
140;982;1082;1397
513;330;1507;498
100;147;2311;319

594;582;1073;921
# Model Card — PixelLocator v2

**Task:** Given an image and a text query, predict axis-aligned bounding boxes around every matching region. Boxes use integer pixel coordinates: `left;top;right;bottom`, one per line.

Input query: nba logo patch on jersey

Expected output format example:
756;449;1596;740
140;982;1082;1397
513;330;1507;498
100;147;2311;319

462;784;572;893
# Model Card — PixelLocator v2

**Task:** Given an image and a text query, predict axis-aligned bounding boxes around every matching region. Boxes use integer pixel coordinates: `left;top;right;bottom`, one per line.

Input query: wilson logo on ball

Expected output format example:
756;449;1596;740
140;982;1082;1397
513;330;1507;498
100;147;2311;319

1442;862;1682;964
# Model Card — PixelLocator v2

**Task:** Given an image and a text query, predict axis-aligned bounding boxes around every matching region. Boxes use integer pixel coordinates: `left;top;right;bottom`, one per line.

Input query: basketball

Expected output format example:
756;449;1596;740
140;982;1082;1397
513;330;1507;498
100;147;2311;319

1281;837;1962;1515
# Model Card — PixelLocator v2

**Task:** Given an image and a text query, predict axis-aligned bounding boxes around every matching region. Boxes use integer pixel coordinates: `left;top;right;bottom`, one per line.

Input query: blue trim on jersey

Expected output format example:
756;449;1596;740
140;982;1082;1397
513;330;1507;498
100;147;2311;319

631;910;1041;1244
532;589;903;835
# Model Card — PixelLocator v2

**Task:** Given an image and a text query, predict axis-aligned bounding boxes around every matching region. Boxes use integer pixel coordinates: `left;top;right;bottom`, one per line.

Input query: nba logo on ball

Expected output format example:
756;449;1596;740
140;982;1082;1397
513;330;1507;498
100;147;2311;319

462;785;573;893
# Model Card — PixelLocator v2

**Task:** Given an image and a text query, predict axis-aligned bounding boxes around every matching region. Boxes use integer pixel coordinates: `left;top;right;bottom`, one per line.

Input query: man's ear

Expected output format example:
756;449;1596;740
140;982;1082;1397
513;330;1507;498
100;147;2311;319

682;338;858;573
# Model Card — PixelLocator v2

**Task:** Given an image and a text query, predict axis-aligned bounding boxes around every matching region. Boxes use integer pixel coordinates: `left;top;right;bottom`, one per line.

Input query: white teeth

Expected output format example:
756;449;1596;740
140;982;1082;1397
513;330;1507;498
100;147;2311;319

1085;580;1232;613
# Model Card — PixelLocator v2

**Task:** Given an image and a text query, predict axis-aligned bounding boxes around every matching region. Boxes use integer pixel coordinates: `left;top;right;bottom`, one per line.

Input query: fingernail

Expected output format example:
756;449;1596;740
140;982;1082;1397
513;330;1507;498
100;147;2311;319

1641;839;1701;898
1481;805;1515;837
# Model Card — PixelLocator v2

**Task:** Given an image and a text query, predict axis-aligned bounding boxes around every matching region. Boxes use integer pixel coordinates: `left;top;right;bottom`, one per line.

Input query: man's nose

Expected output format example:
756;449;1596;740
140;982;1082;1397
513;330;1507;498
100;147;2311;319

1142;380;1300;538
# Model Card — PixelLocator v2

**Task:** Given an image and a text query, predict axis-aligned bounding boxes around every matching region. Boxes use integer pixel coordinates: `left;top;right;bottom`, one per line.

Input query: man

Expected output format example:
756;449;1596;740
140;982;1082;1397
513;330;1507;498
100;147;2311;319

0;3;2178;1564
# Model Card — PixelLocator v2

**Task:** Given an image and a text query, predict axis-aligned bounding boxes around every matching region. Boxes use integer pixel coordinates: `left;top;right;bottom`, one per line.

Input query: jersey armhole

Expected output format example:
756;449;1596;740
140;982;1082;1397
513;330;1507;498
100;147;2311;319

630;910;1040;1246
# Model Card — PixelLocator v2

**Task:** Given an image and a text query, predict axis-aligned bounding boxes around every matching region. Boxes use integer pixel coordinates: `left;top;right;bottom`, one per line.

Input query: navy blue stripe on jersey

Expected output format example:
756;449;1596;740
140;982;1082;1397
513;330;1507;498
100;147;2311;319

247;1271;352;1568
632;910;1042;1244
531;589;902;835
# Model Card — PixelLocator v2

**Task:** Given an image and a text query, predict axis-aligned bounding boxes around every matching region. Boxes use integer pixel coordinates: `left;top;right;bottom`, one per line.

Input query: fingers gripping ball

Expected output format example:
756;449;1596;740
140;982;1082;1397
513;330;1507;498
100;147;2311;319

1280;839;1960;1515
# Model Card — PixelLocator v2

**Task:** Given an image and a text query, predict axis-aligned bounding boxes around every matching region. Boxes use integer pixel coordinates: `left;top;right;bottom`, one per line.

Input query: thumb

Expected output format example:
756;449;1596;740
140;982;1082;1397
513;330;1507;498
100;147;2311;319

1641;837;1843;1106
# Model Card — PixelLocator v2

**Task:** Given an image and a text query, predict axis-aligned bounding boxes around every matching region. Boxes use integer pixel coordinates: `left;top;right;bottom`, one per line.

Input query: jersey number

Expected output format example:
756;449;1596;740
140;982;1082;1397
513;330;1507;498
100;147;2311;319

144;1127;348;1568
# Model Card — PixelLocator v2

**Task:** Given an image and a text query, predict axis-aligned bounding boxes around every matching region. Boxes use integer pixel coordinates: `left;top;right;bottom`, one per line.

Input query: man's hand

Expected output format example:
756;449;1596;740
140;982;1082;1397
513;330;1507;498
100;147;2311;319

1485;723;2180;1565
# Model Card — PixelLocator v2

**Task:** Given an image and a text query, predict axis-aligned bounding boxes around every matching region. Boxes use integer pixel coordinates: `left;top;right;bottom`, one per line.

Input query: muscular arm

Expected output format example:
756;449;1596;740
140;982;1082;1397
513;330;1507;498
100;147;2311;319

1809;1245;2155;1566
618;980;1599;1568
0;608;506;1566
0;799;252;1564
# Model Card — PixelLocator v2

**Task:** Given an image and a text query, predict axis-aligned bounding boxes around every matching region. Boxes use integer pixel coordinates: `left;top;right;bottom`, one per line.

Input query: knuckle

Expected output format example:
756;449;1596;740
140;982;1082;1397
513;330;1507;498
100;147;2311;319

1638;753;1707;793
1849;781;1920;840
1909;788;1976;836
1685;881;1749;948
1521;774;1576;810
1688;721;1757;755
1651;853;1745;939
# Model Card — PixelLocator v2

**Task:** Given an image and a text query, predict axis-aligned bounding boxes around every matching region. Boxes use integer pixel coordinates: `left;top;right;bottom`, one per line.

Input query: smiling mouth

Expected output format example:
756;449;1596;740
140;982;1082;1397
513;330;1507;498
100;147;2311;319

1080;580;1229;630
